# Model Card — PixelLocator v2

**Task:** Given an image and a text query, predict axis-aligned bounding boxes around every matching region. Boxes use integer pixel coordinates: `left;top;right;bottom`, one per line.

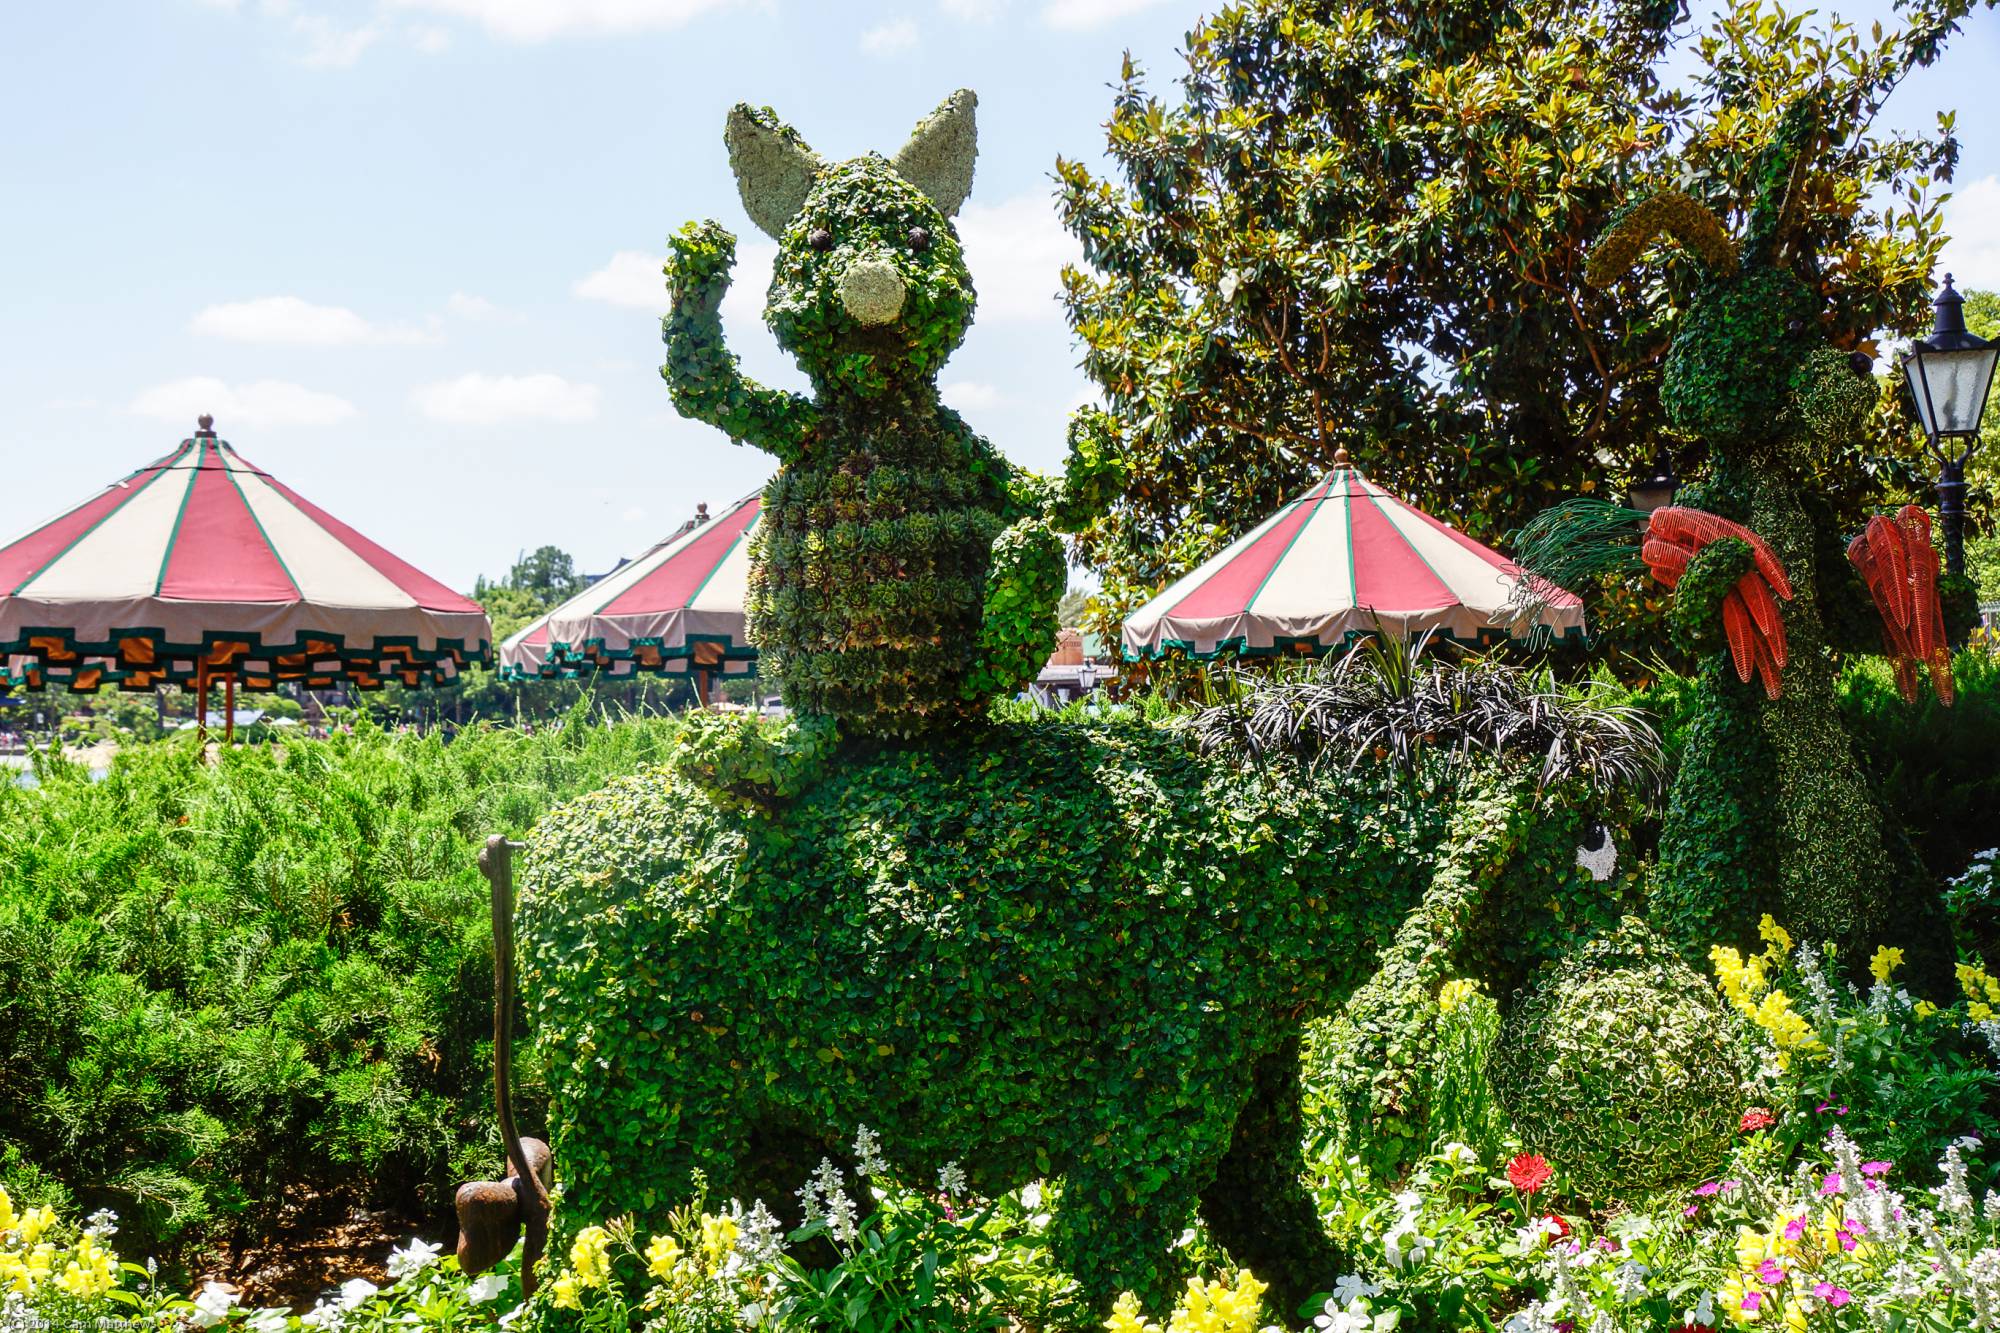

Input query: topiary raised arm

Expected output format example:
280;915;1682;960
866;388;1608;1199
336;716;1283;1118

661;220;819;465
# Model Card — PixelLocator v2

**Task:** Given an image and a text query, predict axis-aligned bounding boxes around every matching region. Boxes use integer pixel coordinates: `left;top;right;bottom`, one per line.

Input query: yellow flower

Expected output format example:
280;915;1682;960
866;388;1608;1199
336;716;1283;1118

1758;914;1793;957
1438;979;1481;1014
644;1234;684;1280
1782;1297;1807;1333
698;1213;739;1271
1914;1000;1938;1020
570;1226;612;1289
17;1206;55;1249
1104;1291;1162;1333
550;1272;582;1310
1164;1272;1269;1333
1721;1275;1760;1325
0;1186;15;1237
54;1234;116;1300
1869;946;1904;985
1735;1227;1769;1272
1959;963;1992;1005
1973;1002;1995;1023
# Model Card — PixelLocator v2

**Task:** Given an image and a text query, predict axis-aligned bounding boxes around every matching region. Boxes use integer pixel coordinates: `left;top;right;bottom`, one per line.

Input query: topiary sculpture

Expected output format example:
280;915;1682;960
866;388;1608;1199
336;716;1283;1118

1515;99;1967;984
1489;917;1741;1201
661;89;1064;737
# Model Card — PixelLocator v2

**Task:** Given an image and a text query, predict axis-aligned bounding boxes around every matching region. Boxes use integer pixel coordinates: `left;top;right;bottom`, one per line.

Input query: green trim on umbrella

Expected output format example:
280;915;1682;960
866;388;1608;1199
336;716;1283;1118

1244;481;1325;613
1341;467;1359;607
1121;620;1586;663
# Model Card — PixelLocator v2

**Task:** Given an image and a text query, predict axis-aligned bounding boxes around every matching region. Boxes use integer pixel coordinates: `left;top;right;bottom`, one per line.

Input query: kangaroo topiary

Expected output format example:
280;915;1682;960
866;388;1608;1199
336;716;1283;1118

661;89;1063;737
1515;99;1969;984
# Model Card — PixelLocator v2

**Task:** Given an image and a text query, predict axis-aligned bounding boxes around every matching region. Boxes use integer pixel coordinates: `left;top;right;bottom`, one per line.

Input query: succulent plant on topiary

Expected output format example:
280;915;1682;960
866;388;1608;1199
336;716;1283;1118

1489;917;1743;1203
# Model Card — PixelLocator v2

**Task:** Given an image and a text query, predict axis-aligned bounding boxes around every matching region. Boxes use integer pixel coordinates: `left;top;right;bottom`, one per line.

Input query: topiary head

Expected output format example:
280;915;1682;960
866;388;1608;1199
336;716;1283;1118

725;92;978;402
1588;97;1877;463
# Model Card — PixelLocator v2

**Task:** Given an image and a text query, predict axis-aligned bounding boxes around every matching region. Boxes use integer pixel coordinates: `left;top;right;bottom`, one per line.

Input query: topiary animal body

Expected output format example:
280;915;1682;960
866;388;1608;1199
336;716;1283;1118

662;90;1062;736
518;723;1600;1316
1582;101;1958;984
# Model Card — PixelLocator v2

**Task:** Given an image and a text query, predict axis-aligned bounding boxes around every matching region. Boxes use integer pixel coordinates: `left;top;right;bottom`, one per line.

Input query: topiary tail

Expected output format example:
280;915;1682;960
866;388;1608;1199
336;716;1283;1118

1507;499;1650;619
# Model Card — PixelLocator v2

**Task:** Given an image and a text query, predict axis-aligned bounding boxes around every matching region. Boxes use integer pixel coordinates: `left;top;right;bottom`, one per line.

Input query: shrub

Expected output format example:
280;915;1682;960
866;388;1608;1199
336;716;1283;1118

0;710;681;1260
1489;918;1741;1202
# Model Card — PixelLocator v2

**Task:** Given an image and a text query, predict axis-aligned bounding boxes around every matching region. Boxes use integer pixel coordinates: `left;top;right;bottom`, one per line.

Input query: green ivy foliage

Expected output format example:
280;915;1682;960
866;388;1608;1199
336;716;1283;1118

660;102;1057;738
1490;918;1743;1202
515;717;1615;1315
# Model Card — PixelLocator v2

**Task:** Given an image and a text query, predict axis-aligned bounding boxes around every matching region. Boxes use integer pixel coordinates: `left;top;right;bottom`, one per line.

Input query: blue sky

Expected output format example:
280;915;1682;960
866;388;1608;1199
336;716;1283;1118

2;0;1996;592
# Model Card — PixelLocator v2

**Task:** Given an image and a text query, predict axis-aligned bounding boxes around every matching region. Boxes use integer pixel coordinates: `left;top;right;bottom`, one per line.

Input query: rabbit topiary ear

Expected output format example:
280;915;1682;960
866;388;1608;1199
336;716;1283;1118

1743;97;1823;268
893;89;978;217
1586;191;1739;287
725;103;824;239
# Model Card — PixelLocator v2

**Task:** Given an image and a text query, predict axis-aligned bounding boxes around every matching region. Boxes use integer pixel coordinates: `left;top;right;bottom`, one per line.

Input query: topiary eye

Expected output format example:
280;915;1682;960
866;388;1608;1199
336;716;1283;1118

807;228;833;252
906;226;931;252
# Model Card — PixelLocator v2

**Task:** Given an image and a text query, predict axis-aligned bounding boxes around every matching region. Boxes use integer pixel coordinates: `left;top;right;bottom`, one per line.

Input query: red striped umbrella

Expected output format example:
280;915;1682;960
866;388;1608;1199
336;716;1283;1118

0;418;490;694
1122;453;1584;660
498;490;760;681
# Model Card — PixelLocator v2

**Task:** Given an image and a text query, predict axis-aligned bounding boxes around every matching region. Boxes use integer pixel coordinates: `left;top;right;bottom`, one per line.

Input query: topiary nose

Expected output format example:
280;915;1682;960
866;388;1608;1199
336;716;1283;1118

840;258;906;326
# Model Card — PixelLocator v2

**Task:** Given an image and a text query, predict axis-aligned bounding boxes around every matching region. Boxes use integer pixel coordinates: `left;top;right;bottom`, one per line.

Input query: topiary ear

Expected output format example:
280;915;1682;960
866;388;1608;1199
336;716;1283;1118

892;89;978;217
1585;190;1739;287
725;103;824;239
1743;96;1823;268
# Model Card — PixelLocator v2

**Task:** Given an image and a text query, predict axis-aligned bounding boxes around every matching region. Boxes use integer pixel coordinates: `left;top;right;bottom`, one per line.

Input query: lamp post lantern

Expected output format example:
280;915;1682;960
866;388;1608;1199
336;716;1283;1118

1628;447;1679;513
1903;274;1999;577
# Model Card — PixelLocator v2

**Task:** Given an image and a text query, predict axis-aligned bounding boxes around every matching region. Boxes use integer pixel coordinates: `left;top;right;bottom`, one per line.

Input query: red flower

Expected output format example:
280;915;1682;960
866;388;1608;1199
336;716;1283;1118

1507;1153;1553;1194
1740;1107;1777;1133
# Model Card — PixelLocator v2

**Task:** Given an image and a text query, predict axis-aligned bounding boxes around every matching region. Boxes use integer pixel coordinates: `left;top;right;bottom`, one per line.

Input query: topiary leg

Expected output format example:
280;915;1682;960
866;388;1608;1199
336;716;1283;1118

1200;1035;1341;1322
1048;1163;1201;1316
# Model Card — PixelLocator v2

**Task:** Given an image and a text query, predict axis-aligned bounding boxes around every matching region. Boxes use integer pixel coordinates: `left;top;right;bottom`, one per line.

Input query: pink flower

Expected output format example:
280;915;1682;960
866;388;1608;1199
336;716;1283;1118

1595;1237;1619;1253
1694;1181;1722;1197
1813;1282;1852;1308
1835;1223;1863;1252
1741;1292;1764;1313
1757;1259;1787;1285
1783;1216;1808;1241
1860;1161;1891;1177
1683;1204;1699;1218
1819;1172;1842;1196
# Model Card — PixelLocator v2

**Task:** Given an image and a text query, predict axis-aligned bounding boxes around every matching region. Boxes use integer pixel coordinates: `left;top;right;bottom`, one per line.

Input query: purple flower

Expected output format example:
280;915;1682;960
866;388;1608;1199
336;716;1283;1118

1757;1259;1787;1285
1596;1237;1620;1253
1694;1181;1722;1197
1860;1161;1891;1177
1683;1204;1700;1218
1784;1216;1809;1241
1819;1172;1842;1196
1813;1282;1852;1308
1835;1224;1862;1252
1741;1292;1764;1313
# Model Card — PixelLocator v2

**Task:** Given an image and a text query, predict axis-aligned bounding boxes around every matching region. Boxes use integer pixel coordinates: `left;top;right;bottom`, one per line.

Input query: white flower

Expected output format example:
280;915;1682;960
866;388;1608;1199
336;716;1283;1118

497;1303;526;1328
797;1157;845;1225
1383;1225;1433;1271
386;1238;441;1282
852;1125;888;1178
189;1282;240;1329
301;1299;346;1331
1391;1190;1423;1216
1611;1260;1650;1302
337;1278;379;1310
825;1187;860;1247
1438;1142;1481;1169
1331;1273;1382;1307
733;1200;786;1267
1313;1306;1369;1333
83;1208;120;1240
1682;1290;1715;1327
937;1161;968;1198
246;1308;292;1333
466;1273;508;1305
1019;1181;1044;1210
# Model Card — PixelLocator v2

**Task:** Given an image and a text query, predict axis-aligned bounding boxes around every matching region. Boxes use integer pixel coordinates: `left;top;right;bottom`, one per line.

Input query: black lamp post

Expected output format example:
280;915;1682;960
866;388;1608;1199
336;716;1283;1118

1903;274;1999;577
1628;447;1678;513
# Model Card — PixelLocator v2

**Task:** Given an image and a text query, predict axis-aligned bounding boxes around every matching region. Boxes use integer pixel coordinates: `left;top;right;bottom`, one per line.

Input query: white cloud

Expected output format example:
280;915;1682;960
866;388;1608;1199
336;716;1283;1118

719;242;778;332
410;24;452;51
573;251;668;309
954;191;1082;323
1942;175;2000;291
190;296;438;346
445;291;515;321
940;0;1006;18
1040;0;1167;28
942;380;1004;411
413;372;599;424
294;13;385;65
385;0;741;42
860;18;918;55
130;377;358;428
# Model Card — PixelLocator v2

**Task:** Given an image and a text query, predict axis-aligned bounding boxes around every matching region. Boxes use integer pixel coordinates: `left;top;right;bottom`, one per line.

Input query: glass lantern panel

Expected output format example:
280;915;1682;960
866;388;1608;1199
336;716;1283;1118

1910;345;2000;437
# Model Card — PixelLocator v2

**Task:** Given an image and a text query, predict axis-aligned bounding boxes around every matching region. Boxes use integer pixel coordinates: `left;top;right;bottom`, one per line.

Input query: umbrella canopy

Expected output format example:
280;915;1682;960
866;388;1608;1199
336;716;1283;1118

1122;456;1584;661
0;420;490;692
500;490;761;681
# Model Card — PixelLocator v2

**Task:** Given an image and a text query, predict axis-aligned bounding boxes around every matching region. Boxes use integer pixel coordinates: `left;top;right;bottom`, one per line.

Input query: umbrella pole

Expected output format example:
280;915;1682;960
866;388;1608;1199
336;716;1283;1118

196;665;209;748
224;675;236;744
694;670;711;710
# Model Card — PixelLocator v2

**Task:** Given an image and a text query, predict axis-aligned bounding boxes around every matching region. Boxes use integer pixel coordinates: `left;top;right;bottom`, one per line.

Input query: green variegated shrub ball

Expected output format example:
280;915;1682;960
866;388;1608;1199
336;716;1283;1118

1491;919;1741;1201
